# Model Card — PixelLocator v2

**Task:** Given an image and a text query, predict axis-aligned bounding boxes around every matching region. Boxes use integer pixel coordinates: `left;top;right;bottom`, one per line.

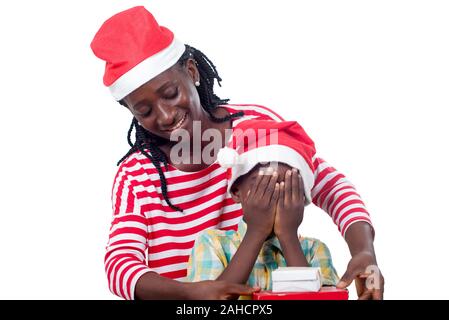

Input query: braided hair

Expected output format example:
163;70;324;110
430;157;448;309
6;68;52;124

117;45;244;212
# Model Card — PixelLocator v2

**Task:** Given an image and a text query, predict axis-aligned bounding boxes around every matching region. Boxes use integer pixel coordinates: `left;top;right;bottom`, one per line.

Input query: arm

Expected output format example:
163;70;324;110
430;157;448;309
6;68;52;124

217;229;268;284
274;168;308;267
135;272;193;299
279;234;309;267
106;164;153;300
106;209;158;300
134;233;259;300
311;156;373;238
135;271;257;300
218;168;280;284
337;221;384;300
345;220;375;257
109;162;255;300
311;156;383;299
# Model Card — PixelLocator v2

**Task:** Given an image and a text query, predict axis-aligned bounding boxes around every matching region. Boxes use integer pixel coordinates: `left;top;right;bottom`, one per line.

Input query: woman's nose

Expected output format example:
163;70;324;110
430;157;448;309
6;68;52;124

155;103;177;129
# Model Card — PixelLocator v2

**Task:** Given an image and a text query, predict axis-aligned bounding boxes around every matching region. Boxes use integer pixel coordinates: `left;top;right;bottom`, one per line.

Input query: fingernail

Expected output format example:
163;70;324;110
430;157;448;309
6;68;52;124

280;182;284;187
259;170;264;175
292;168;298;174
287;170;291;176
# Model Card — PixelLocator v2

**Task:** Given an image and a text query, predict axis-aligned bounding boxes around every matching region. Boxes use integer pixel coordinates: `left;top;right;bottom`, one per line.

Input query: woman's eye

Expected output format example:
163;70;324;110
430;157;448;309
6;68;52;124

136;106;151;117
165;87;179;99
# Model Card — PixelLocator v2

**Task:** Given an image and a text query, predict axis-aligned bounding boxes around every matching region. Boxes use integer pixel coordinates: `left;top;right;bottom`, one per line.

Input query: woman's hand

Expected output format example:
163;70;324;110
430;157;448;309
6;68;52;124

185;280;260;300
337;251;385;300
274;168;305;240
242;167;280;238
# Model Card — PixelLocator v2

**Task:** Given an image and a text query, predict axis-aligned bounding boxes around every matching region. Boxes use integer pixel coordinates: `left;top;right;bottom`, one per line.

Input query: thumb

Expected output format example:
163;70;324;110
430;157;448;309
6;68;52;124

337;268;359;289
230;283;259;295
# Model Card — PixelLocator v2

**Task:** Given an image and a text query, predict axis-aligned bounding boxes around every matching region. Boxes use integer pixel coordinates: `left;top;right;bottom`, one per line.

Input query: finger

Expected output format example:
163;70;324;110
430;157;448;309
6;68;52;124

284;170;292;203
291;168;300;203
355;277;365;297
371;275;384;300
277;182;285;210
252;169;265;197
358;289;374;300
336;268;365;289
255;167;273;198
262;170;278;199
269;182;280;208
336;280;351;289
297;171;305;204
253;286;261;293
357;274;371;279
372;289;383;300
252;167;271;198
228;283;259;296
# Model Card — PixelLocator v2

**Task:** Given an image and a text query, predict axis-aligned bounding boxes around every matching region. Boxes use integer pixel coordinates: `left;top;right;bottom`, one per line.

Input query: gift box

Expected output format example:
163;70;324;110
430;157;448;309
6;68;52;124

252;287;349;300
272;267;322;292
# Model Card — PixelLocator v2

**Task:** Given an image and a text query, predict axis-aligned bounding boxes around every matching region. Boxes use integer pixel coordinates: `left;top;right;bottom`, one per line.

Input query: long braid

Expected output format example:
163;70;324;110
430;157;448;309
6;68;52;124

187;45;238;123
117;45;244;212
116;118;138;165
127;118;137;147
135;124;182;212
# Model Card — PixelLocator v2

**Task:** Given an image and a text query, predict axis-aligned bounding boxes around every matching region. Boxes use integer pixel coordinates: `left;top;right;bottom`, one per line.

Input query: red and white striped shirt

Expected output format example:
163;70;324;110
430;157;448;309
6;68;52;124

105;104;373;299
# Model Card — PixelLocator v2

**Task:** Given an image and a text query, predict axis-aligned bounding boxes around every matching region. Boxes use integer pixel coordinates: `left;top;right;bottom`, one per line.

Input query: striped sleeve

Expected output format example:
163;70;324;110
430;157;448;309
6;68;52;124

311;156;374;238
105;157;153;300
227;104;374;237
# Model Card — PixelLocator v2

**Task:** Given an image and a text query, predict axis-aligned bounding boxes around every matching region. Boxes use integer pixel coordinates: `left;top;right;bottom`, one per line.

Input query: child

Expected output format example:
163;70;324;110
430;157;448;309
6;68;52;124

186;120;339;291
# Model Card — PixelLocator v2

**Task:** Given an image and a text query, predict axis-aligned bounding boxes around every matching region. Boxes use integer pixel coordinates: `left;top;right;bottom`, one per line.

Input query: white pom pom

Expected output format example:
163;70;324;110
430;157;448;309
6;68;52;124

217;147;239;168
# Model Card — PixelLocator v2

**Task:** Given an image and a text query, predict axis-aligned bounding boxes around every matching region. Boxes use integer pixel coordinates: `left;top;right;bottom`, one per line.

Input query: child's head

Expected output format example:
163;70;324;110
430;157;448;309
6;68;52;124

217;119;316;205
230;161;293;237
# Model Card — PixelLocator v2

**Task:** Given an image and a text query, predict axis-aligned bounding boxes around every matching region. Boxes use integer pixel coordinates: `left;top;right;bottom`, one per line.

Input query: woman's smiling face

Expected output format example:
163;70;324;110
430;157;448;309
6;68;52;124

122;58;205;141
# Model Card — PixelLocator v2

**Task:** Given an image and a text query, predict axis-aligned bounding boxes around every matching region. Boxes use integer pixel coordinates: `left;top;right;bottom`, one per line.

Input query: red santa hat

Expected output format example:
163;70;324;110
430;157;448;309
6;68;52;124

217;120;316;205
90;6;185;101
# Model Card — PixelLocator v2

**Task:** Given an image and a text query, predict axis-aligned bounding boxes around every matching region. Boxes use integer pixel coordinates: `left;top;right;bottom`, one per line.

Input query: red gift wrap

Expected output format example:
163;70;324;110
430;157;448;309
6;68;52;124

252;287;349;300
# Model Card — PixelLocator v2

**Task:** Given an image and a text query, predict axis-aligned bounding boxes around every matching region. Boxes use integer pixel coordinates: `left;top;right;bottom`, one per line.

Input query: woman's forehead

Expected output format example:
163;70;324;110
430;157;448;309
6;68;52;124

124;67;181;104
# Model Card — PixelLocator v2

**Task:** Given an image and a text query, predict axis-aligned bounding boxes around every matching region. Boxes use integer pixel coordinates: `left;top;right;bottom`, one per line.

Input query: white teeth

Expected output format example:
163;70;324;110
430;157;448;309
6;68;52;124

171;114;186;131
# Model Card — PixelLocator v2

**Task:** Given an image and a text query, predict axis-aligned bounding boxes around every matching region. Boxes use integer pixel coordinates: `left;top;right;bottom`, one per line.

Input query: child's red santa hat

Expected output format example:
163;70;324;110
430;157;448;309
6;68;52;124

217;120;316;205
90;6;185;101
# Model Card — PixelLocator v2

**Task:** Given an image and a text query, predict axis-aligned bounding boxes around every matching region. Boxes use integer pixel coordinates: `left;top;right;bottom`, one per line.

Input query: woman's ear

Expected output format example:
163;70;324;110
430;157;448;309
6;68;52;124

185;58;200;84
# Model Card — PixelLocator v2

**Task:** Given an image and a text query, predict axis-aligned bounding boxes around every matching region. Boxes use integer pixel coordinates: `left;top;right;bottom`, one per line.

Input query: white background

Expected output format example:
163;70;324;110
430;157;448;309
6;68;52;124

0;0;448;299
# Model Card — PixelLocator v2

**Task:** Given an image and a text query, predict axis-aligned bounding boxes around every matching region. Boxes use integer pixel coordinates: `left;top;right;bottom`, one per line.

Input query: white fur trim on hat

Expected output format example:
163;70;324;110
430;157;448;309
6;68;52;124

226;144;315;205
109;38;186;101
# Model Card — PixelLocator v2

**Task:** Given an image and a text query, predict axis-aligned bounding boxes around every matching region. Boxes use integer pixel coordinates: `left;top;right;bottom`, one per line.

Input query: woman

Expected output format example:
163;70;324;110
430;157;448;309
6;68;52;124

91;6;384;300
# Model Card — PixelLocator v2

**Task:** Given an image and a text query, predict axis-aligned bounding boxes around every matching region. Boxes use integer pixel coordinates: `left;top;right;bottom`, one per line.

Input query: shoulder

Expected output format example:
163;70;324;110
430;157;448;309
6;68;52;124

221;103;285;123
193;228;239;249
200;228;238;241
113;149;163;183
111;150;161;199
299;236;332;254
